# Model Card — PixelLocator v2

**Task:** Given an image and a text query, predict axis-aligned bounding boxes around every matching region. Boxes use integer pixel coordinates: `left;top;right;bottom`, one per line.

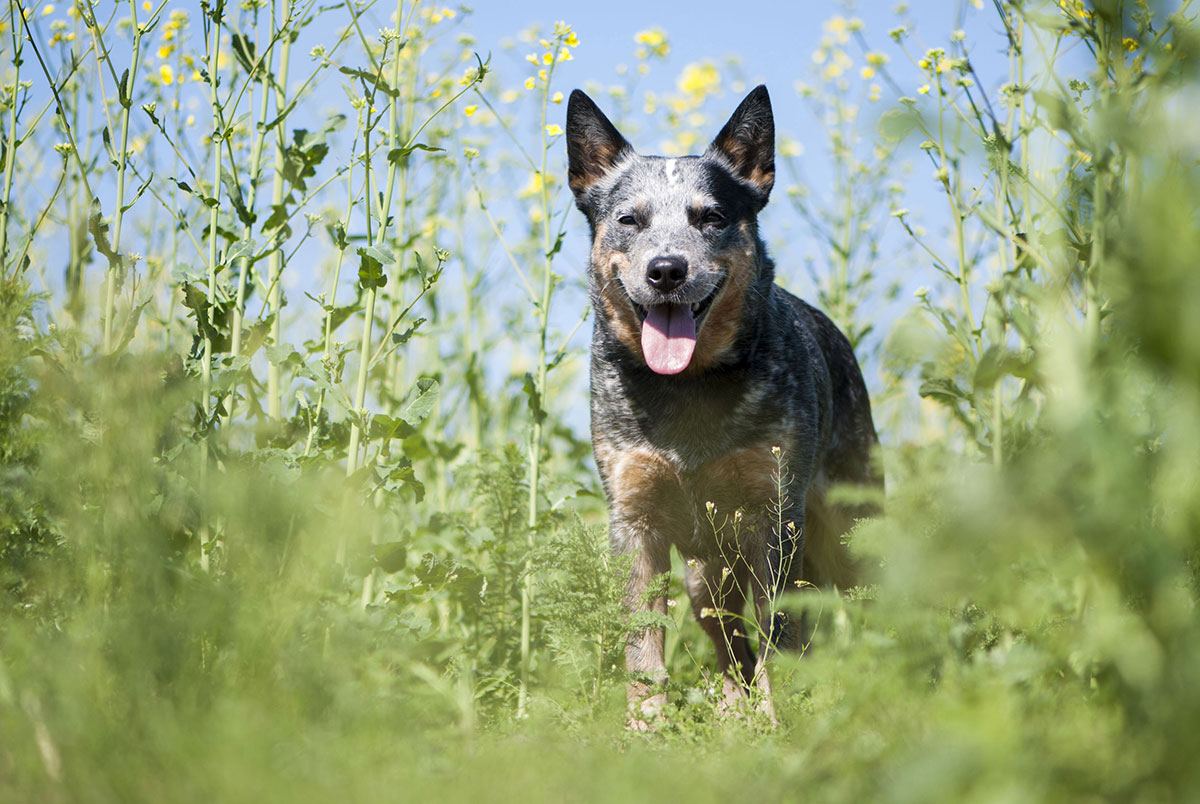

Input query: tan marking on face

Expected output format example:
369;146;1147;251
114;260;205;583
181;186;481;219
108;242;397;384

682;222;757;374
593;236;644;357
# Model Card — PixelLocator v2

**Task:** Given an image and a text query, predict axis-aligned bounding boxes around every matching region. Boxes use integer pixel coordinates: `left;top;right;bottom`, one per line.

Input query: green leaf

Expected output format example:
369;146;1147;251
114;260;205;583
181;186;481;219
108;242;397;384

878;106;920;142
221;168;256;225
373;540;409;573
87;198;121;269
338;65;400;98
392;317;426;345
230;33;257;74
356;245;389;290
398;377;439;427
918;377;971;404
117;68;130;108
121;173;153;213
523;372;546;424
225;238;256;266
376;458;425;503
386;143;445;166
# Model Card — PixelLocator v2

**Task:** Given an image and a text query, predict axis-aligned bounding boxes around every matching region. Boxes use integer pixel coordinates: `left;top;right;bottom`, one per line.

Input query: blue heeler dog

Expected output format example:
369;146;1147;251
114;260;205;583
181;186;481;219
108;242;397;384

566;85;882;727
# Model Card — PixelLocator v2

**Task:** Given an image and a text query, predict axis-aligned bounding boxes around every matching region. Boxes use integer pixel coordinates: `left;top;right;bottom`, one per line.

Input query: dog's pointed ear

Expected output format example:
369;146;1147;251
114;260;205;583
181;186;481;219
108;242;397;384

706;84;775;205
566;89;633;201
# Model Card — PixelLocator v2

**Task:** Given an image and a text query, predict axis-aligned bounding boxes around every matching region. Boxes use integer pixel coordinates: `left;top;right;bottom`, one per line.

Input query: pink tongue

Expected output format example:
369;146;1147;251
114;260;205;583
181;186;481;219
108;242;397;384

641;304;697;375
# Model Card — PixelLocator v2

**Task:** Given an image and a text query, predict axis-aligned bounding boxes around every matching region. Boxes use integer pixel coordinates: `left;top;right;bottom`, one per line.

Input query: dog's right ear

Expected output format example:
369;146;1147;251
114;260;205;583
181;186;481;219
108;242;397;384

566;90;632;202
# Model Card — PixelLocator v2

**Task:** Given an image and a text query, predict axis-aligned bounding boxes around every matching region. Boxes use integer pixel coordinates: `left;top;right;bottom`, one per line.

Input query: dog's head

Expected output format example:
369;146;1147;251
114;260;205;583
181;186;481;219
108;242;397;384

567;85;775;375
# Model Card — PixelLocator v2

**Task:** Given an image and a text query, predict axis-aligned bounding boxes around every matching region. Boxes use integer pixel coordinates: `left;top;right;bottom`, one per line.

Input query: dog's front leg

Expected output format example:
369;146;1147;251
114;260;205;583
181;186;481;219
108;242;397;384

600;446;685;728
615;529;671;729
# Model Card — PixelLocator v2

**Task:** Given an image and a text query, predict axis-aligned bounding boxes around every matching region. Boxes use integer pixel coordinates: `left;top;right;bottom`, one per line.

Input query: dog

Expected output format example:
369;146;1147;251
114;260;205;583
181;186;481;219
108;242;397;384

565;85;882;727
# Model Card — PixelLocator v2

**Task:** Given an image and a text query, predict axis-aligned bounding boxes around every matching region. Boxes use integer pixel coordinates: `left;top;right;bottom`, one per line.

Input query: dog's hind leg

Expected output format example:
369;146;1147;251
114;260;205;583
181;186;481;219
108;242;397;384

686;559;756;709
800;486;861;590
747;547;781;727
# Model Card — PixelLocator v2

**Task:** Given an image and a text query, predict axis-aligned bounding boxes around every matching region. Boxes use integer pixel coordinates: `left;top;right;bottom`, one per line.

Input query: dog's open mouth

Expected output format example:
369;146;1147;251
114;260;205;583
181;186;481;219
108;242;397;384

631;278;724;375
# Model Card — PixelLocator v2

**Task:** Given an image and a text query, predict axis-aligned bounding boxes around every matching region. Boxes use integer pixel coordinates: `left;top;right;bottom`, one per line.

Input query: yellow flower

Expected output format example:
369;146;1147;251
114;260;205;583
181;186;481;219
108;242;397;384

866;51;888;66
160;64;175;85
501;89;519;103
542;52;553;64
520;171;544;198
537;69;547;82
157;44;175;59
142;1;150;10
557;47;572;62
678;62;719;98
464;105;478;116
825;15;849;44
552;91;563;104
634;29;664;47
443;8;456;19
633;28;668;58
564;32;578;47
917;84;930;95
1122;38;1139;52
545;124;563;136
524;76;536;90
869;84;881;102
860;66;875;79
42;4;54;15
525;53;539;65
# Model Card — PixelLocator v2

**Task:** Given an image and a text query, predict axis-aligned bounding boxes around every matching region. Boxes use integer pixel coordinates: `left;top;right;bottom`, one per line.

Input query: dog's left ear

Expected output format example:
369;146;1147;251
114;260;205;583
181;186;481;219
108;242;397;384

706;84;775;206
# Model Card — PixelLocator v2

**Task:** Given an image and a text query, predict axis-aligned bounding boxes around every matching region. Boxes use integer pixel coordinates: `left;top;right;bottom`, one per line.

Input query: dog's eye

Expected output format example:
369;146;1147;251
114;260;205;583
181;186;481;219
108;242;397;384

701;209;726;228
617;214;638;227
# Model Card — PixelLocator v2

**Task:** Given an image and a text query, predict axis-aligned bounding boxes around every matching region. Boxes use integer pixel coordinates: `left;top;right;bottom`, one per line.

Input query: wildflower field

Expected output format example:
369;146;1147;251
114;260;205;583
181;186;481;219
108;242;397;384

2;0;1199;800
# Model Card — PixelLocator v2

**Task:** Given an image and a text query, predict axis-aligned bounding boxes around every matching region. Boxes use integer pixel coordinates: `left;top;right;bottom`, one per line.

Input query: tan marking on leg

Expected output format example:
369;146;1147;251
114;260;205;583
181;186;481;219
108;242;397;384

605;448;688;729
694;442;780;515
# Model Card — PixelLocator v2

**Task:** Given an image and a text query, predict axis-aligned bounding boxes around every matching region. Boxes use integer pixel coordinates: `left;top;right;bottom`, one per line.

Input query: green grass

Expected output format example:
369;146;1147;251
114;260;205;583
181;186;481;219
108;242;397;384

2;1;1200;801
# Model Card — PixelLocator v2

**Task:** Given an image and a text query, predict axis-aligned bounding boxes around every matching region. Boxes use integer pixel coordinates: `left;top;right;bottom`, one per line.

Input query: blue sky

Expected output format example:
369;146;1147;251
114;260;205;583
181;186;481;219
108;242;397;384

16;0;1099;436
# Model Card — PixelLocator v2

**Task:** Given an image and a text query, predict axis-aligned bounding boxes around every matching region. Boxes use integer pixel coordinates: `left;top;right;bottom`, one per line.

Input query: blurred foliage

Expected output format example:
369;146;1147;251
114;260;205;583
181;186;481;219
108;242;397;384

1;0;1199;802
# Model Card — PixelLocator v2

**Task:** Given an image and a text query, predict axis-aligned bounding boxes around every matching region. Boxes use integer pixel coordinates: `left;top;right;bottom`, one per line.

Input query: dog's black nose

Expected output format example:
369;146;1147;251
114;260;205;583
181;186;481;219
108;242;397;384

646;256;688;293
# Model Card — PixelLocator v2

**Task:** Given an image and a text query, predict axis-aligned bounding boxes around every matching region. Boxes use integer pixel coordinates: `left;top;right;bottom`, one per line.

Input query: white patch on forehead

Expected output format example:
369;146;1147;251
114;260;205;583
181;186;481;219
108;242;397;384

666;159;681;186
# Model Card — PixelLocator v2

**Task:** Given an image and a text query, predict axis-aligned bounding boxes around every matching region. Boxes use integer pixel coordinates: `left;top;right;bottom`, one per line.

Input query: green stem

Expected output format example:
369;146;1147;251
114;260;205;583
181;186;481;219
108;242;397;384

200;3;224;572
226;10;274;419
519;34;562;718
0;13;20;276
345;17;407;564
103;0;144;353
305;109;364;462
266;0;294;420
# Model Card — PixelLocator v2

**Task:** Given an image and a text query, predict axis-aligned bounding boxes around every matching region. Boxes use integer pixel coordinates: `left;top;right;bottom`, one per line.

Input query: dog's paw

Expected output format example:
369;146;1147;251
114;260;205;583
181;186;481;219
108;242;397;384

626;716;656;732
626;689;667;731
715;674;748;718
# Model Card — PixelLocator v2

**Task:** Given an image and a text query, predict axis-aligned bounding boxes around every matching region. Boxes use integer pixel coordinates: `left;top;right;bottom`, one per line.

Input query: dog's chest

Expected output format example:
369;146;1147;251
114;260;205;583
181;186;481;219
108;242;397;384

593;364;789;465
